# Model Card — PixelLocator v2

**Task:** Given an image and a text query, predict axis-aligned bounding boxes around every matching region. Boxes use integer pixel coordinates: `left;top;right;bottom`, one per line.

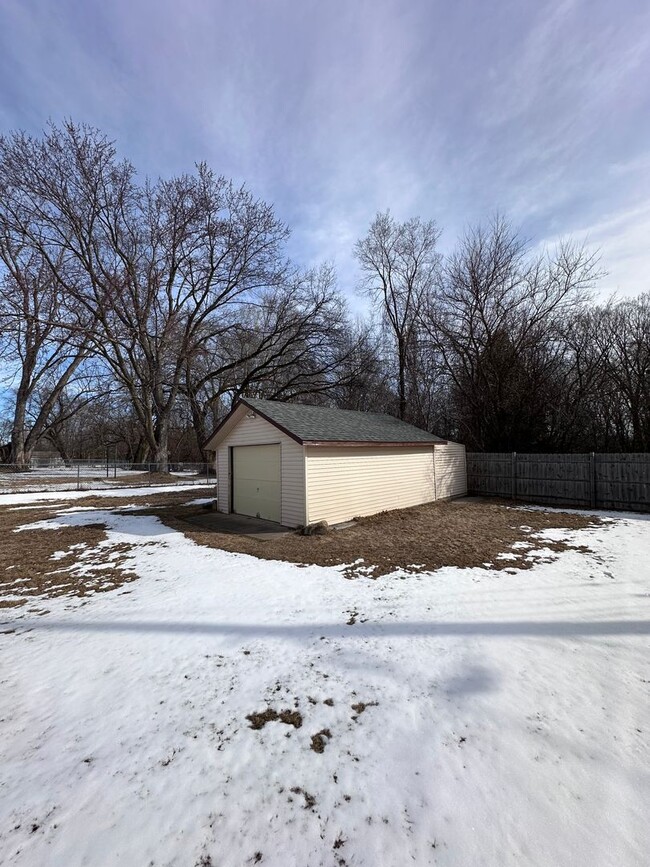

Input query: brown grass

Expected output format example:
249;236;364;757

0;489;211;608
155;497;600;578
246;708;303;730
0;515;137;609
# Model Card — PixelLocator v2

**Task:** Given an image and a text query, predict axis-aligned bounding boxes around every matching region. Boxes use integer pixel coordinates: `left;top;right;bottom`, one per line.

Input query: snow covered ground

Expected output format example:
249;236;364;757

0;496;648;866
0;468;211;495
0;482;213;506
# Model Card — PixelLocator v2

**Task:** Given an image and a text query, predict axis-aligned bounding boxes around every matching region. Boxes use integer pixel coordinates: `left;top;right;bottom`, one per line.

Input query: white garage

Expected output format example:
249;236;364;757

204;397;467;528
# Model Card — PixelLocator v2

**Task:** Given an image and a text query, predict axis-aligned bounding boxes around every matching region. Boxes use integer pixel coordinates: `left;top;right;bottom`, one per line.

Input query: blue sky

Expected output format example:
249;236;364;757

1;0;649;309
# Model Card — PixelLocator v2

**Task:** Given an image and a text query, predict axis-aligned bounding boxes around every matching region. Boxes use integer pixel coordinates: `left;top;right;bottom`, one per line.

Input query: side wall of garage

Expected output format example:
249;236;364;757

304;445;437;525
433;441;467;499
215;413;306;527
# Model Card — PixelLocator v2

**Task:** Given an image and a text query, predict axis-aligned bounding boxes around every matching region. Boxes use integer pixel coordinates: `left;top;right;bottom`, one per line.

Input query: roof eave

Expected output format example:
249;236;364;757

203;398;448;450
303;439;447;447
203;397;305;451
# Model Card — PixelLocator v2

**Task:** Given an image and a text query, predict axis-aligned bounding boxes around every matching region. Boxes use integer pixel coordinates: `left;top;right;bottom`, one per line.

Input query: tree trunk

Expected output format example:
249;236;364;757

45;429;73;467
152;444;169;473
152;424;169;473
9;386;29;468
187;391;209;462
131;438;150;467
397;337;407;420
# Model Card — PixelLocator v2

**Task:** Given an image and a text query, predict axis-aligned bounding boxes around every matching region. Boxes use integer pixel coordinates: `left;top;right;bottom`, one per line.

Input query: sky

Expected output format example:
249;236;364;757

0;0;649;311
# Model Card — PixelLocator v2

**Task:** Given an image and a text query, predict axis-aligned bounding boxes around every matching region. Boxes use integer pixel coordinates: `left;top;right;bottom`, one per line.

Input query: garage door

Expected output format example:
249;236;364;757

232;444;281;523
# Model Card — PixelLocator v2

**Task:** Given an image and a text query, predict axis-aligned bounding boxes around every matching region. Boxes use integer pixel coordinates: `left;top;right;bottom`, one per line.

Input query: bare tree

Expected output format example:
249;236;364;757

592;295;650;450
354;212;441;420
184;265;374;451
0;248;93;467
0;123;290;470
4;122;636;461
422;216;601;450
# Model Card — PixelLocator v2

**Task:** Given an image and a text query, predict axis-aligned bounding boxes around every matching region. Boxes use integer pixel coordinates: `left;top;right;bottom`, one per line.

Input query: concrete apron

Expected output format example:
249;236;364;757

182;511;294;541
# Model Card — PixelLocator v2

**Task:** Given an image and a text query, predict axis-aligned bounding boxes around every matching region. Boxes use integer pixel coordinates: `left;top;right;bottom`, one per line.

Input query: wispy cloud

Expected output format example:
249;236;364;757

0;0;648;298
549;202;650;298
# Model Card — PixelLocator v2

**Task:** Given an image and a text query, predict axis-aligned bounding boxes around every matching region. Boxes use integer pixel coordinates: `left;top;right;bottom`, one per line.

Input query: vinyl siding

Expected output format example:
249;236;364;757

305;445;436;525
434;441;467;499
215;410;306;527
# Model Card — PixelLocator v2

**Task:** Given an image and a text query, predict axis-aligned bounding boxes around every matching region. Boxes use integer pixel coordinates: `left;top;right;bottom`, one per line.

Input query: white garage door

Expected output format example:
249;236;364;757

232;444;281;523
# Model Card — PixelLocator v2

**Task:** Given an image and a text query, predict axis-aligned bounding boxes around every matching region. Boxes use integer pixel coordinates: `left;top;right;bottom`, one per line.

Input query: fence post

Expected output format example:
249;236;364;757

590;452;596;508
77;464;80;491
511;451;517;501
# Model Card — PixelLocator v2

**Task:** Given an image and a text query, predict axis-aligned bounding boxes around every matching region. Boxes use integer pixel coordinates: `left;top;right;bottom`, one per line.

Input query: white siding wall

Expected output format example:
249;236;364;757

215;412;306;527
305;445;436;525
434;441;467;499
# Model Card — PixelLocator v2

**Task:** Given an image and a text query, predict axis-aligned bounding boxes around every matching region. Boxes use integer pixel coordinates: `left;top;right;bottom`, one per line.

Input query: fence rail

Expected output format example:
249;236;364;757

467;452;650;513
0;461;216;496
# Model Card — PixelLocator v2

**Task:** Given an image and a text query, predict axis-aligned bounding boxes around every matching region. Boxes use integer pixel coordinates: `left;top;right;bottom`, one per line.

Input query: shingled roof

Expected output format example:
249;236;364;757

208;397;446;446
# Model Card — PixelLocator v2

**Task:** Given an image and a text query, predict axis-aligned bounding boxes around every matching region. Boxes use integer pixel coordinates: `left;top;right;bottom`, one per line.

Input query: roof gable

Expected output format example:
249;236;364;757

205;398;446;449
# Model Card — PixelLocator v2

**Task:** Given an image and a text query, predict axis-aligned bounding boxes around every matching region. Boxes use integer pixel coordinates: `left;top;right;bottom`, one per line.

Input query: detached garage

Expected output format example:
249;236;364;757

204;398;467;528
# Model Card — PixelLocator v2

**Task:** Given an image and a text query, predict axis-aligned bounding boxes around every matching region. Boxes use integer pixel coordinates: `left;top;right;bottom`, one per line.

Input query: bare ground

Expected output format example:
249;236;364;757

154;497;600;578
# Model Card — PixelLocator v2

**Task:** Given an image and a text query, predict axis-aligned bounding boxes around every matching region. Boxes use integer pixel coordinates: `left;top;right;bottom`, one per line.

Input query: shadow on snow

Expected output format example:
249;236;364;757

4;618;648;637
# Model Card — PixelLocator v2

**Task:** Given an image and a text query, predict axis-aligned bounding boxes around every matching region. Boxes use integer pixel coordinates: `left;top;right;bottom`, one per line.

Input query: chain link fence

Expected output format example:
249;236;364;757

0;459;216;495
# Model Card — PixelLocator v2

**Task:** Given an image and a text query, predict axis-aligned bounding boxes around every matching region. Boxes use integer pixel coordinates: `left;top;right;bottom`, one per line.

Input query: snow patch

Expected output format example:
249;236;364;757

0;507;648;866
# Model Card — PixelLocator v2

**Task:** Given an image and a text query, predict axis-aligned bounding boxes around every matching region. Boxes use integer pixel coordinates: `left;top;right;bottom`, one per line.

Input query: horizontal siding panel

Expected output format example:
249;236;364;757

306;446;436;525
305;443;467;525
435;441;468;499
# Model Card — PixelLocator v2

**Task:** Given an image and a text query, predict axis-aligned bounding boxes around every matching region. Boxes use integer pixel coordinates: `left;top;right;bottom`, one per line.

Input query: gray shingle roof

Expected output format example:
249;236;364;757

242;397;445;444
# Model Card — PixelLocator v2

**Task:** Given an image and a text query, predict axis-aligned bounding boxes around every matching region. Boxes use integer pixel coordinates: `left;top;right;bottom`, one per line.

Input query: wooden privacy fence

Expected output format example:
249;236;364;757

467;452;650;513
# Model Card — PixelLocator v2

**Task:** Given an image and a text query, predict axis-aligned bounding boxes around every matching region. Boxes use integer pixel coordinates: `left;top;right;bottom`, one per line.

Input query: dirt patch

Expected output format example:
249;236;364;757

0;491;603;610
246;708;303;730
351;701;378;720
290;787;316;809
154;497;601;579
310;729;332;753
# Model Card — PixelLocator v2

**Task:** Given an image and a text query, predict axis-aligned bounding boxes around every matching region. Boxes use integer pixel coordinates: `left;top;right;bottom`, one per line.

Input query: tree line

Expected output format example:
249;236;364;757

0;123;648;470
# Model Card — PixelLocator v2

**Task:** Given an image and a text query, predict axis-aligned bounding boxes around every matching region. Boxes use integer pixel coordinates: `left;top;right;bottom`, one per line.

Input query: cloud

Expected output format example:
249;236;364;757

0;0;648;303
557;203;650;298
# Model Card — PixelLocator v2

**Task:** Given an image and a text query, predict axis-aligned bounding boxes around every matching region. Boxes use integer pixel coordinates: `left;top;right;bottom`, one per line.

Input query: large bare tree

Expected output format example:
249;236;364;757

592;295;650;450
421;216;601;450
0;247;93;466
354;212;441;420
0;123;291;470
184;265;376;451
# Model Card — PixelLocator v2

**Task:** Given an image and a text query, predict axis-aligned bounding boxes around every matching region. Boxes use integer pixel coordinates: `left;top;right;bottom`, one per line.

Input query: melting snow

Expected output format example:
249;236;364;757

0;503;648;866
